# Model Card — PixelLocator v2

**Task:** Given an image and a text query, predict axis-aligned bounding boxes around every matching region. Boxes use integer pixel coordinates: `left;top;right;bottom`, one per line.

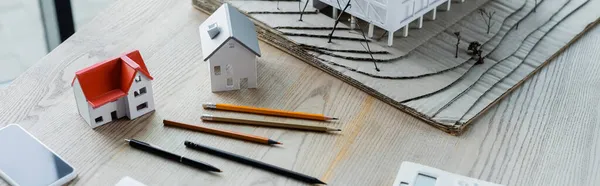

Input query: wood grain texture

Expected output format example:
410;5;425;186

0;0;599;185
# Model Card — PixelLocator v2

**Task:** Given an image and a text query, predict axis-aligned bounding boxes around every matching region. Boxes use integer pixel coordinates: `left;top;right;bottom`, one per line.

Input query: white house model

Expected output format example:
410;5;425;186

71;50;155;128
316;0;458;46
199;3;262;92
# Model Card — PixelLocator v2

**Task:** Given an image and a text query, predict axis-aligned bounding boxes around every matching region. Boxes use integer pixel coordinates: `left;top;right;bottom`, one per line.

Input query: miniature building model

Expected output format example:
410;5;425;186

316;0;455;46
71;50;155;128
199;3;262;92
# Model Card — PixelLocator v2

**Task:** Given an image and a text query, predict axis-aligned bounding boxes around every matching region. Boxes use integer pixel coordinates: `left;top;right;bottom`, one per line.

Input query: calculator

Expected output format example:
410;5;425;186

392;162;504;186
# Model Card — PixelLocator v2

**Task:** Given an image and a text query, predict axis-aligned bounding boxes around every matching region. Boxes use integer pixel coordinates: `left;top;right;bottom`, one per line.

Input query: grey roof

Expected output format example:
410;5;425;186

199;3;261;61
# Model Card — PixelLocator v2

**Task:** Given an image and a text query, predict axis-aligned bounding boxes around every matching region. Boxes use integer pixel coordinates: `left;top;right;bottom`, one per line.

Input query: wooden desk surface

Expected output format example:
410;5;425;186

0;0;599;185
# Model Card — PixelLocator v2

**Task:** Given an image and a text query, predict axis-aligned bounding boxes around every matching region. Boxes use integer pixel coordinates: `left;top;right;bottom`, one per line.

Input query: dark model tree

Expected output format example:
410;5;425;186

327;0;351;43
327;0;379;71
453;31;461;58
475;49;484;65
299;0;310;21
478;8;496;34
468;41;481;55
355;21;380;71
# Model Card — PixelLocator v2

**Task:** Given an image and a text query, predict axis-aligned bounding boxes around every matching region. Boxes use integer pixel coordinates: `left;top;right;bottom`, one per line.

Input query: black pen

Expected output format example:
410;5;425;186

184;141;326;185
125;139;221;172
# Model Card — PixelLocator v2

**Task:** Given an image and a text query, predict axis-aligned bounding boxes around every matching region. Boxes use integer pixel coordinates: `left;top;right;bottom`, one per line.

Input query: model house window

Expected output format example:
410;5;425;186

226;78;233;87
240;78;248;89
135;87;147;97
135;75;142;83
95;116;103;123
137;102;148;111
214;66;221;75
225;64;233;75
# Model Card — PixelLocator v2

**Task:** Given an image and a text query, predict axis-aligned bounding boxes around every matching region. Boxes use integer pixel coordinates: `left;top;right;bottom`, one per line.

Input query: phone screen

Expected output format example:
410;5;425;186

0;125;74;186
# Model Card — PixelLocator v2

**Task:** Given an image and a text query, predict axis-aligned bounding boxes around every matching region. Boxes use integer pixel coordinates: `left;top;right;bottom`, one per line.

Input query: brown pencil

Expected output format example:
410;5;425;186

163;119;281;145
202;103;338;121
200;114;341;133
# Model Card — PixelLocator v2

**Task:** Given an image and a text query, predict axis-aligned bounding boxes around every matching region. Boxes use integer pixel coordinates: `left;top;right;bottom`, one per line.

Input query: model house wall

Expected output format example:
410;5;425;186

125;72;155;119
72;79;91;125
208;39;257;92
87;95;127;128
316;0;452;46
199;3;262;92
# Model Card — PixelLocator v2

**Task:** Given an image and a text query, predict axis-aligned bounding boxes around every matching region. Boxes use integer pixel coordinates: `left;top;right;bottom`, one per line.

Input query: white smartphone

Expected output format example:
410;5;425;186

0;124;77;186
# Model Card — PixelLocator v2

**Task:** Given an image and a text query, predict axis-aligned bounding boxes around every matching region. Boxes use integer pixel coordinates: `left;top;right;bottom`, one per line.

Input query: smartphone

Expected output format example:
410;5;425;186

0;124;77;186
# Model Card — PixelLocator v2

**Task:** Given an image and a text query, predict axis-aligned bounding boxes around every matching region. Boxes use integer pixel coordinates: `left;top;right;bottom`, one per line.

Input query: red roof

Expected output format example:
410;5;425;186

72;50;153;108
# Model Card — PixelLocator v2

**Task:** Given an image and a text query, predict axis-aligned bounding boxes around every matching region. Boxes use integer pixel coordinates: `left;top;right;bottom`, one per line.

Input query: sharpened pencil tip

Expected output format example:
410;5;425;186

315;179;327;185
124;139;131;142
268;139;283;145
325;116;338;120
207;165;222;172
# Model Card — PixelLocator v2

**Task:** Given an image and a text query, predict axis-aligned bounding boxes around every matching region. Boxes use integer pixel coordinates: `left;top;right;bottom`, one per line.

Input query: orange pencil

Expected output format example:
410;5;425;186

202;103;338;121
163;119;281;145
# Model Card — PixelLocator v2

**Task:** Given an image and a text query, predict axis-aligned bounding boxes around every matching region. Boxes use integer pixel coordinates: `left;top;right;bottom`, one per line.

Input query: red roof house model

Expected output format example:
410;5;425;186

72;50;153;108
72;50;156;128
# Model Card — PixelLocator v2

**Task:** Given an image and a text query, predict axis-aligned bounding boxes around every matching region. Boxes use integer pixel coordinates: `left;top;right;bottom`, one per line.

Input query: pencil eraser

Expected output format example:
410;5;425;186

202;103;216;109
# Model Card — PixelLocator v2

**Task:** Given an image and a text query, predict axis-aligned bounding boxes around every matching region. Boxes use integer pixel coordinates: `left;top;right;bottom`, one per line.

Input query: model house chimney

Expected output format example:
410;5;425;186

207;23;220;39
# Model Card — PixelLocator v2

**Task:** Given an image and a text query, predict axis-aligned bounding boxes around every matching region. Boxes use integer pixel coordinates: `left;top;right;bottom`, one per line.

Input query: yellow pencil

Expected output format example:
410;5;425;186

201;114;341;132
202;103;338;121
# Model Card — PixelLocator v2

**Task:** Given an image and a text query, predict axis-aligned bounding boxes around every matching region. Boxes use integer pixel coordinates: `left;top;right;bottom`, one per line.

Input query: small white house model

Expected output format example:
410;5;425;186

71;50;155;128
316;0;457;46
199;3;262;92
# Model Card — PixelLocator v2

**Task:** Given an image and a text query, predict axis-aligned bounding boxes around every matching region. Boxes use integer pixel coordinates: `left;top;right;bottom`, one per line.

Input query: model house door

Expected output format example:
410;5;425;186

111;111;118;120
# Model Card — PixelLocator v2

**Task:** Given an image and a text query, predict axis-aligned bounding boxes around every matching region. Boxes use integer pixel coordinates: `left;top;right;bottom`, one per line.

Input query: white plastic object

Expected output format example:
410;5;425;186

392;161;504;186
